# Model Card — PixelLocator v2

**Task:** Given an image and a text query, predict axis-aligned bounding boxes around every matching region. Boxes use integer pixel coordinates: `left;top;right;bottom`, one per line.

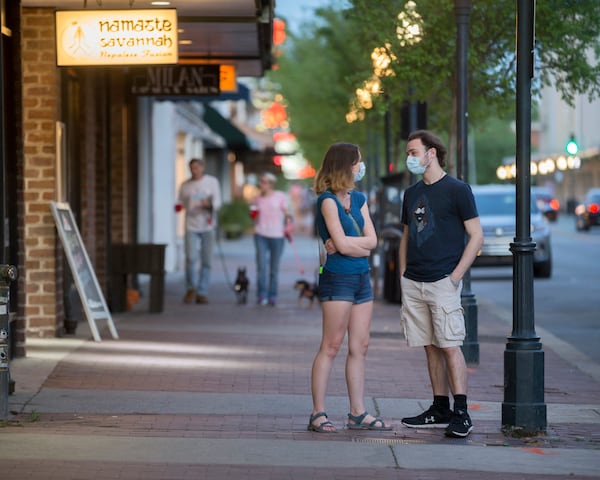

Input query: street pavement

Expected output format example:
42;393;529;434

2;232;600;479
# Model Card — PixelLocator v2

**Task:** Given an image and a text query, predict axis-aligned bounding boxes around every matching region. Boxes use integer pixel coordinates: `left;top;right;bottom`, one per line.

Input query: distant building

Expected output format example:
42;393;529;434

537;76;600;209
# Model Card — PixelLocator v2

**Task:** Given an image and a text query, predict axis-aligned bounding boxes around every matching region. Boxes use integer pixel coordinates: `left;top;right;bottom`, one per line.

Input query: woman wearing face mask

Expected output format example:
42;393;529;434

307;142;392;433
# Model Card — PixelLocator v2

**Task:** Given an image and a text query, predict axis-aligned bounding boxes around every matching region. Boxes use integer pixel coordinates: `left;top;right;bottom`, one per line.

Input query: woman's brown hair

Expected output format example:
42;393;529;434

314;143;361;195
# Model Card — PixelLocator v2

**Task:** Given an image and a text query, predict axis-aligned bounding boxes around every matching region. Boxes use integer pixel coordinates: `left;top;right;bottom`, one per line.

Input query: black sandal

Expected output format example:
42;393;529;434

346;411;392;430
307;412;338;433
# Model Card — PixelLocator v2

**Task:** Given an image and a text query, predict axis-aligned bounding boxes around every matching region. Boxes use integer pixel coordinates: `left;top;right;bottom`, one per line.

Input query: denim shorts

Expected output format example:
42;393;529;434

318;269;373;304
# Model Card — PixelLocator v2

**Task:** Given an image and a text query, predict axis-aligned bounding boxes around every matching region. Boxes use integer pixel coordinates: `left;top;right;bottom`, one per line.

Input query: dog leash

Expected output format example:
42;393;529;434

215;233;237;293
286;233;305;275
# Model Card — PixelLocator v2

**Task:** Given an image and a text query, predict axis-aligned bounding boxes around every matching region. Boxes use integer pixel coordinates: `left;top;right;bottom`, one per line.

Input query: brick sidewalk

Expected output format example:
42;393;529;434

3;233;599;479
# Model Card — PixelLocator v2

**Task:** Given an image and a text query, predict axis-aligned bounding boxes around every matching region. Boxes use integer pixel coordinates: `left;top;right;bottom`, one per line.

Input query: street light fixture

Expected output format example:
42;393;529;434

371;45;396;77
496;154;580;181
346;3;424;172
346;48;390;124
397;1;423;47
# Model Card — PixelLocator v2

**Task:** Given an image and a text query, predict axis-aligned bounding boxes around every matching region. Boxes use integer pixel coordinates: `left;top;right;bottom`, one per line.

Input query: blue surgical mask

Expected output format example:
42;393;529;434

354;162;366;182
406;152;430;175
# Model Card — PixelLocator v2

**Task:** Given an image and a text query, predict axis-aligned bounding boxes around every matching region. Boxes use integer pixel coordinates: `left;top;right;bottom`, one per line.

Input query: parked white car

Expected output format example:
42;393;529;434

471;184;552;278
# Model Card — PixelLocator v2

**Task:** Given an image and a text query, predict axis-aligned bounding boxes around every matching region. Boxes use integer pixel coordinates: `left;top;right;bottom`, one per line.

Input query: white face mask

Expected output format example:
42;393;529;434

406;150;430;175
354;162;366;182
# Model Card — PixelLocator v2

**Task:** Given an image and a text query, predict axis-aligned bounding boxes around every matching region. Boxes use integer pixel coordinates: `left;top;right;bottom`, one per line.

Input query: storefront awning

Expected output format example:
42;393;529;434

202;83;251;102
203;104;252;150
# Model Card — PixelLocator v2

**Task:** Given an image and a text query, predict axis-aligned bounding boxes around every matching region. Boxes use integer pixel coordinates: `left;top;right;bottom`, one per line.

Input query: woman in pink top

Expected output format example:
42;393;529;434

252;172;293;306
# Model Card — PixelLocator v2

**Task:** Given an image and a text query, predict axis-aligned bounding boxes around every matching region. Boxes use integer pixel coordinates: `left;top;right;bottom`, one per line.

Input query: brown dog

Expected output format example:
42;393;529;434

294;279;319;307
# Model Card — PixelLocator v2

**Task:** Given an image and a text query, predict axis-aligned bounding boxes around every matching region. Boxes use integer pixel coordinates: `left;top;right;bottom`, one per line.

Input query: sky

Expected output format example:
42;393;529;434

274;0;349;34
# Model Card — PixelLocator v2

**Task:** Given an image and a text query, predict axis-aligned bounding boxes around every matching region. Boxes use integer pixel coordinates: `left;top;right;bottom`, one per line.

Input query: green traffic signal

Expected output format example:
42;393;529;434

565;135;578;155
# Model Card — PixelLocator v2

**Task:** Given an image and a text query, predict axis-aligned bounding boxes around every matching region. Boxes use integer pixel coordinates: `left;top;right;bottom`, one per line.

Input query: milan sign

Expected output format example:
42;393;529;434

131;65;221;96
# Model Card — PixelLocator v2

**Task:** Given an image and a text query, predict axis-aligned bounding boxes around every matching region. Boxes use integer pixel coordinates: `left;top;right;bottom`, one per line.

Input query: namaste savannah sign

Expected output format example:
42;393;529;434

55;9;178;66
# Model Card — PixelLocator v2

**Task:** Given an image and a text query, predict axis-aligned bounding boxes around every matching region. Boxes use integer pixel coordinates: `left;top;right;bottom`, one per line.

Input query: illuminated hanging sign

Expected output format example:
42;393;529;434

55;9;178;66
219;65;237;92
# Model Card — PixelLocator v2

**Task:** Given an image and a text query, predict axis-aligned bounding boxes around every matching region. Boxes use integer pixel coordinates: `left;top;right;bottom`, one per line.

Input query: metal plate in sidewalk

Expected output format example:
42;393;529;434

352;436;428;445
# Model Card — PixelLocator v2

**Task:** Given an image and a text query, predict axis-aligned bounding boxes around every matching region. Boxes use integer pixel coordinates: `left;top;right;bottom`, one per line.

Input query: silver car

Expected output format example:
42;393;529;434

471;184;552;278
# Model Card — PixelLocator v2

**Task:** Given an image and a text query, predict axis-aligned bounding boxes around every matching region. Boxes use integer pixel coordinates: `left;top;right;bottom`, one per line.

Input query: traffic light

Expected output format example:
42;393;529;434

565;134;579;155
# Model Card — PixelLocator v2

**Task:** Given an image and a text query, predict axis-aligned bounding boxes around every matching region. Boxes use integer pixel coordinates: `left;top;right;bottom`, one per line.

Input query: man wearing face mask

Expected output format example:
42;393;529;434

399;130;483;438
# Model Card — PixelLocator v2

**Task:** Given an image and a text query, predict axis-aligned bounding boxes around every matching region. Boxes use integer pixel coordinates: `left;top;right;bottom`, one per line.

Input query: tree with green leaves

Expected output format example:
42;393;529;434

351;0;599;173
270;0;600;180
270;6;374;168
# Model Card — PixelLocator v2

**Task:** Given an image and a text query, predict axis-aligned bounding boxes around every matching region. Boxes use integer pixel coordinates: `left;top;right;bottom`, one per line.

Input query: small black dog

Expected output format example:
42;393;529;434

234;267;249;304
294;279;319;307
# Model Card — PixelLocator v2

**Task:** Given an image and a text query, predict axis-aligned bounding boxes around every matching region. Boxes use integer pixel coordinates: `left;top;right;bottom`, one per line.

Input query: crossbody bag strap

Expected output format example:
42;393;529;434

330;191;363;236
318;193;363;273
347;211;363;236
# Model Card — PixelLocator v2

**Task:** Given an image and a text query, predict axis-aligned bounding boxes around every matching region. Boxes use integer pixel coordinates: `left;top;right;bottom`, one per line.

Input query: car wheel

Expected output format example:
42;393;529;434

533;250;552;278
534;260;552;278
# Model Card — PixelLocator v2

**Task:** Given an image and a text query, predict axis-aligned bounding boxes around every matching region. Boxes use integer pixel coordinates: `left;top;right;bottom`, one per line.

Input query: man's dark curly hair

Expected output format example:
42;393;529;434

408;130;447;168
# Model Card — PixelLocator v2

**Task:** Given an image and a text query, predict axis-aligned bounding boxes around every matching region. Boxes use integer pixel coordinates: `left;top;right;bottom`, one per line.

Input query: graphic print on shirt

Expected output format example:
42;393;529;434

410;196;435;248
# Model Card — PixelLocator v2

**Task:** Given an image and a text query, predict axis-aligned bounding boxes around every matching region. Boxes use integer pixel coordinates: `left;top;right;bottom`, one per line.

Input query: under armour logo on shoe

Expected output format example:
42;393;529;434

424;416;435;423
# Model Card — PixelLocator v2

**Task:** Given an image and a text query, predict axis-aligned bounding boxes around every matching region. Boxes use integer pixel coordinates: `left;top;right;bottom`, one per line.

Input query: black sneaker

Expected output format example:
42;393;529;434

445;409;473;437
401;405;452;429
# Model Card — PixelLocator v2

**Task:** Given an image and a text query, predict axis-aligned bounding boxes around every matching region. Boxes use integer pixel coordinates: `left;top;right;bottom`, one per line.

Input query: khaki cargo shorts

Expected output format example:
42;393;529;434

400;276;465;348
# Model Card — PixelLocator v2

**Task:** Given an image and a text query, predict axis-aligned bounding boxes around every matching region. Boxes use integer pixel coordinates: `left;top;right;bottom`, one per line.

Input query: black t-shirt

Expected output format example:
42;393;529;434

401;175;478;282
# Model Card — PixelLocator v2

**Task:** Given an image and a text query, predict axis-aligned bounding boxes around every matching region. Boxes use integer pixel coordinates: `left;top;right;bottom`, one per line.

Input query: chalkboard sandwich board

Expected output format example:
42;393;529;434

50;201;118;342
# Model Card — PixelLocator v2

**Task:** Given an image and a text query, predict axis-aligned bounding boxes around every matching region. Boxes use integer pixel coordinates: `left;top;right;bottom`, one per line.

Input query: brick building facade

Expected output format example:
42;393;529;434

10;7;138;356
4;2;275;359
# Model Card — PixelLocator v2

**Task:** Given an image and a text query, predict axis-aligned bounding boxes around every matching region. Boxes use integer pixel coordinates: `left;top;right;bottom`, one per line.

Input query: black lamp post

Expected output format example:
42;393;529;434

454;0;479;365
502;0;547;432
384;94;392;173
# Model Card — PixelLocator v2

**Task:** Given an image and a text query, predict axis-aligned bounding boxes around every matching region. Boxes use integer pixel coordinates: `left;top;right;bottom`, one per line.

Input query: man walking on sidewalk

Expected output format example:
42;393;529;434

176;158;222;304
399;130;483;437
